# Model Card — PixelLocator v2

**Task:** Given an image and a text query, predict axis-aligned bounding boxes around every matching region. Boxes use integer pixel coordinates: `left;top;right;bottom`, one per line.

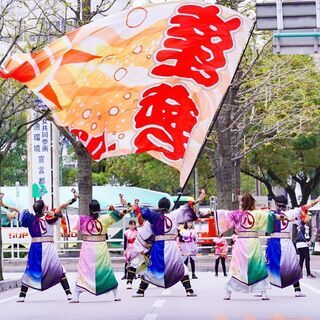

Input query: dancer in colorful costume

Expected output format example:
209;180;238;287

265;195;319;296
65;199;125;303
214;193;273;300
123;220;138;288
180;222;198;279
1;193;77;302
128;190;206;297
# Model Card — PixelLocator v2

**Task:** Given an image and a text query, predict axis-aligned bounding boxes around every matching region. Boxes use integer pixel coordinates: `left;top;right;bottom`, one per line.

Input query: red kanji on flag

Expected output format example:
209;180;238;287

151;4;242;88
71;129;116;160
134;83;199;161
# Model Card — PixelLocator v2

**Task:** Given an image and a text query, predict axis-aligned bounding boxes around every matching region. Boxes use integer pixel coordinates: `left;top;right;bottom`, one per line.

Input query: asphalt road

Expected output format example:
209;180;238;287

0;272;319;320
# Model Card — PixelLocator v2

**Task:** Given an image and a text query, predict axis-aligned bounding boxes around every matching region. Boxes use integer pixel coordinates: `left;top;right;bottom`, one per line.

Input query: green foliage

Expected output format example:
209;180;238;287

61;167;77;186
243;133;320;190
89;152;216;196
0;136;27;186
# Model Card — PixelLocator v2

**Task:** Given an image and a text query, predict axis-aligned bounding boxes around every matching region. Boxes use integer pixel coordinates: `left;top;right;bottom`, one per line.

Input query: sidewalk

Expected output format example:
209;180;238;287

0;278;21;292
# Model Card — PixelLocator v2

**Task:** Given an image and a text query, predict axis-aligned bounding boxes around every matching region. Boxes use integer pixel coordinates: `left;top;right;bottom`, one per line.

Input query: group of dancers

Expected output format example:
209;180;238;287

215;193;320;300
0;189;318;302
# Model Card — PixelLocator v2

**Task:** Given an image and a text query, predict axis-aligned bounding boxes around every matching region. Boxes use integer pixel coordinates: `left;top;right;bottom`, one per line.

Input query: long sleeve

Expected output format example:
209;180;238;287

255;210;274;233
130;221;155;260
140;207;159;224
172;203;198;224
214;209;234;234
101;210;123;228
18;209;35;228
285;208;302;223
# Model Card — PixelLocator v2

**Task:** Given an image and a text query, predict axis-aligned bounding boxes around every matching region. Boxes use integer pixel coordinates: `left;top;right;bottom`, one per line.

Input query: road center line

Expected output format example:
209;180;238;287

152;299;166;308
143;313;158;320
161;289;171;296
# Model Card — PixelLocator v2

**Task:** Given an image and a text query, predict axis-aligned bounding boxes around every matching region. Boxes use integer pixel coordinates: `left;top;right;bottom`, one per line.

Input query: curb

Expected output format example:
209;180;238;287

0;279;21;292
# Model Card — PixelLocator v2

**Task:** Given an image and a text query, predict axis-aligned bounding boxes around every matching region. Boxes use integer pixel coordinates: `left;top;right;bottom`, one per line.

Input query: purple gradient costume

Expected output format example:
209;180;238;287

130;203;197;288
18;209;64;291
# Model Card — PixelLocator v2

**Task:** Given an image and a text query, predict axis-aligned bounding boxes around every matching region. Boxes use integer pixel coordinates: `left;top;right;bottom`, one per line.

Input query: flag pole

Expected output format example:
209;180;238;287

173;22;256;210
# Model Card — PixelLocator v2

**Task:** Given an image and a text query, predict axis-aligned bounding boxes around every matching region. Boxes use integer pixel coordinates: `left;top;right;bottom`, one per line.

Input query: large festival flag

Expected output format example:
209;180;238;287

0;1;253;187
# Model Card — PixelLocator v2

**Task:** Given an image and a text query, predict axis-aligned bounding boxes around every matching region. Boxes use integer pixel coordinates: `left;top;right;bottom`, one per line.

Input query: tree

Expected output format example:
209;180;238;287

242;133;320;207
0;0;55;280
206;15;320;209
1;135;27;186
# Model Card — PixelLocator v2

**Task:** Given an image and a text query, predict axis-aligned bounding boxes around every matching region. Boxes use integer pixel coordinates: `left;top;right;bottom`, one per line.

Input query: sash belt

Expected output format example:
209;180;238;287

237;231;258;238
83;234;106;242
32;236;54;243
270;232;290;239
155;235;176;241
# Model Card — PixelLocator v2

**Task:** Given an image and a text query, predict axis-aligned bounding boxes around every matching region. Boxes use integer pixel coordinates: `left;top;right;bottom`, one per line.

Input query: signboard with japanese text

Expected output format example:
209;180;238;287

0;1;253;186
30;100;52;206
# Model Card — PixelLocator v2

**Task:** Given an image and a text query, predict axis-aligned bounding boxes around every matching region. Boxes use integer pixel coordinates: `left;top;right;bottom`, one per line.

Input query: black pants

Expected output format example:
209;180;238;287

293;281;301;292
215;256;226;275
19;274;71;298
298;247;311;275
184;256;196;274
124;261;128;277
127;266;136;284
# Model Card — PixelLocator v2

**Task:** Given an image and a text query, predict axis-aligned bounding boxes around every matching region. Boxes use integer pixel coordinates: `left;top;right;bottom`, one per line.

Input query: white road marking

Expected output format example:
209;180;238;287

161;289;171;296
152;299;166;308
301;282;320;295
143;313;158;320
0;290;37;304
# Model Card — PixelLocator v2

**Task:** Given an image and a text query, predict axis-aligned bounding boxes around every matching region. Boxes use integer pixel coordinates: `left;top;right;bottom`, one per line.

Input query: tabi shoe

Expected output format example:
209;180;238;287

224;274;228;277
186;289;197;297
307;274;316;278
295;292;306;297
132;292;144;298
192;274;198;279
69;299;79;303
121;275;127;280
132;289;144;298
114;297;121;301
261;292;270;300
16;297;25;303
223;290;231;300
67;294;73;301
215;273;218;277
126;282;132;290
254;293;263;297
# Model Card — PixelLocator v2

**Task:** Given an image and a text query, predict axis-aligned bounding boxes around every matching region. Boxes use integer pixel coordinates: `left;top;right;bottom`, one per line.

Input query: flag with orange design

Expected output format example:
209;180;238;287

0;1;253;187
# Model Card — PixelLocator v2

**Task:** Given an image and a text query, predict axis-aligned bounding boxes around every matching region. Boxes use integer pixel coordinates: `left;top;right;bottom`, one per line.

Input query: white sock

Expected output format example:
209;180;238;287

113;287;121;300
73;288;82;301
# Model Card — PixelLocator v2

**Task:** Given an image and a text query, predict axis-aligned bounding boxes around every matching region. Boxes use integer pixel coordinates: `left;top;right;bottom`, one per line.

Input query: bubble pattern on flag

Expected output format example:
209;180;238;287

0;1;253;186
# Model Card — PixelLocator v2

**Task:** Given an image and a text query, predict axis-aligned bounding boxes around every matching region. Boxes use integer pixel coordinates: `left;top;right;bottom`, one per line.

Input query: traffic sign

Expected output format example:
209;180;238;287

256;1;320;54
